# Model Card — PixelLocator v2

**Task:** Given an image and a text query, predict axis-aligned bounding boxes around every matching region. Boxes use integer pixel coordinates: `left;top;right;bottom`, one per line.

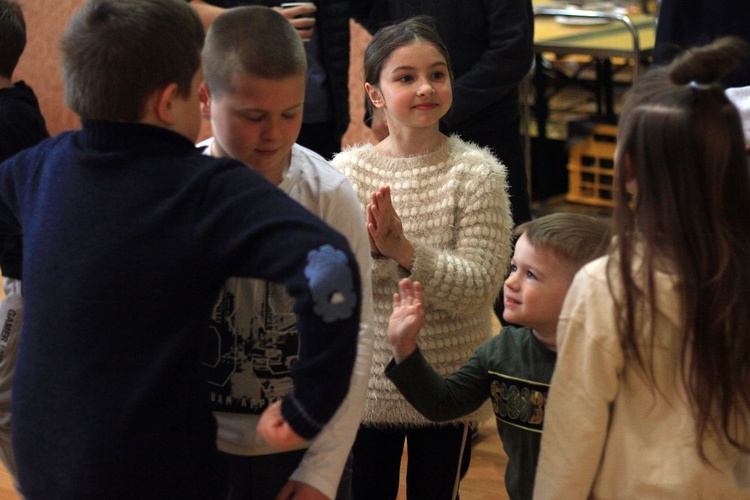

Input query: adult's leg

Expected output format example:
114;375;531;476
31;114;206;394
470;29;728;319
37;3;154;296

351;425;405;500
451;112;529;323
451;113;531;227
297;121;341;161
404;424;472;500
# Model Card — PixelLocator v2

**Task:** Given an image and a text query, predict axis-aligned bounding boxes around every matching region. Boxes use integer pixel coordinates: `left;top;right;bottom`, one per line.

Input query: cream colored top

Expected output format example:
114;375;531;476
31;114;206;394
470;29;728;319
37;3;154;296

333;136;513;426
535;253;750;499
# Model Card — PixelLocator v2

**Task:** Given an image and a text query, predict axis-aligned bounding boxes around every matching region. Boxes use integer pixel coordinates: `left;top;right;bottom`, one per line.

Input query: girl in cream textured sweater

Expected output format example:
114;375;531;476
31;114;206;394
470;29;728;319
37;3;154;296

332;16;513;500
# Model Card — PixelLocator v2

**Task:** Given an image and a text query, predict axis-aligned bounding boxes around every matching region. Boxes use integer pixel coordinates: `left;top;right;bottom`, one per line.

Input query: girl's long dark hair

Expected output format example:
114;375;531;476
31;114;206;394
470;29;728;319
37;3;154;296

611;36;750;460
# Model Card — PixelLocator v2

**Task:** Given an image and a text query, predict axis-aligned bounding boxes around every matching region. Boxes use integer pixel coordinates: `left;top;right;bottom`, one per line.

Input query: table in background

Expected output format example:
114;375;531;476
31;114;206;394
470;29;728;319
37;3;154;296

527;5;655;198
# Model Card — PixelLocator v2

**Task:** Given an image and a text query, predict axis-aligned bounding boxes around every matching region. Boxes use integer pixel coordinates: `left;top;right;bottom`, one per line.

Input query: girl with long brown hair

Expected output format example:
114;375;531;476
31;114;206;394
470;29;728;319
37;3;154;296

535;37;750;498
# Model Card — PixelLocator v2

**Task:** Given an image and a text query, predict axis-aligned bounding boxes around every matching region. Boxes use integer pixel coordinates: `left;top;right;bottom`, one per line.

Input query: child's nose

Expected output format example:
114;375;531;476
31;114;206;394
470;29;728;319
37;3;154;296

262;119;282;140
417;79;435;95
504;273;519;290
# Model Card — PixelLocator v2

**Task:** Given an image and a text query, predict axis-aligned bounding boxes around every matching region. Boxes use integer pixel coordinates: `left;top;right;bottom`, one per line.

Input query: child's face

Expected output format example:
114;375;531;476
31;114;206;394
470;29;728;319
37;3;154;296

367;40;452;133
201;72;305;183
503;234;576;341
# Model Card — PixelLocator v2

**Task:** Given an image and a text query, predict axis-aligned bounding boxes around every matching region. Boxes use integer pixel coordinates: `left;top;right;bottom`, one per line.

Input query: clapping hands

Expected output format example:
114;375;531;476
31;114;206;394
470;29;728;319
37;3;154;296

367;186;414;270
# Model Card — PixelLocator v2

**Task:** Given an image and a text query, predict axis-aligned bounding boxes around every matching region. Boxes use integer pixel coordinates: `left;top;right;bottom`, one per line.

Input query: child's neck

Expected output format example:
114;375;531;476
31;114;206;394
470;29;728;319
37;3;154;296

377;127;447;158
0;76;13;90
531;328;557;352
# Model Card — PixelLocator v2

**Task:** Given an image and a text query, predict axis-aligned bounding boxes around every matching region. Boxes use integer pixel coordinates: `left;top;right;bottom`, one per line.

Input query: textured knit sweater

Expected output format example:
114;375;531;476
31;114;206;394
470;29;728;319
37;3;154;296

0;121;361;499
333;136;513;426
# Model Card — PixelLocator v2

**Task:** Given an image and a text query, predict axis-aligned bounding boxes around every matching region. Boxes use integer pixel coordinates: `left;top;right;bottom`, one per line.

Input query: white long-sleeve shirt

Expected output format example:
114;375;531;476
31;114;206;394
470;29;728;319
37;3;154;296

200;139;375;499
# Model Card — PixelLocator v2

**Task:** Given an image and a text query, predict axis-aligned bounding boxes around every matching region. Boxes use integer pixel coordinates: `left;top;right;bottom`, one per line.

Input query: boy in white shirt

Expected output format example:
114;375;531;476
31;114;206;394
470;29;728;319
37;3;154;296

198;6;374;499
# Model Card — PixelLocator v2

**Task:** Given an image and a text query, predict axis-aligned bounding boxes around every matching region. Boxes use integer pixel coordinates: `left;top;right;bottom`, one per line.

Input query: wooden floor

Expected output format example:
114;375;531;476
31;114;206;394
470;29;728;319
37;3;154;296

0;465;16;499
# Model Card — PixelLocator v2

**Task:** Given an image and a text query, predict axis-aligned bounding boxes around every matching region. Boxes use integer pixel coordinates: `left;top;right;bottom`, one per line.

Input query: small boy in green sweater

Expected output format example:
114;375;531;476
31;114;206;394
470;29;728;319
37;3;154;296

385;212;611;500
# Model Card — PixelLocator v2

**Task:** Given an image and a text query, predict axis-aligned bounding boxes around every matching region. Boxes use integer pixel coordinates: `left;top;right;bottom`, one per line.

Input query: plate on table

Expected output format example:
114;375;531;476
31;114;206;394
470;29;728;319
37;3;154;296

554;15;613;25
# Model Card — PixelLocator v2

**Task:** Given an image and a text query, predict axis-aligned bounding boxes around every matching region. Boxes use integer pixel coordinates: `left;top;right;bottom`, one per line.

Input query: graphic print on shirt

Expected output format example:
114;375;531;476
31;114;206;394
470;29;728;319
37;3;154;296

203;279;299;414
489;371;548;433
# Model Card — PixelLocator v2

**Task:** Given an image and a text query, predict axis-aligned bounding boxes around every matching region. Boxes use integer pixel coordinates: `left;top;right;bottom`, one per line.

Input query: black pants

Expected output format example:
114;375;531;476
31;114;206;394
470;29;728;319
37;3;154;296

221;449;306;500
297;121;341;162
351;424;472;500
446;110;532;322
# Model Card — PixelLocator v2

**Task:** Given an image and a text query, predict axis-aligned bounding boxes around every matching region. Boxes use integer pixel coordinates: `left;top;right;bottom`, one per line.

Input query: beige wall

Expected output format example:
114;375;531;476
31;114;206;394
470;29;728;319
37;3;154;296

15;0;81;136
16;0;376;147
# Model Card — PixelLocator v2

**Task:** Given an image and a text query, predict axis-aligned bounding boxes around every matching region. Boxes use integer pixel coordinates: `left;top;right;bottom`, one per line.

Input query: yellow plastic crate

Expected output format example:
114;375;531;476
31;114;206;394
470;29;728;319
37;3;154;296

566;124;621;207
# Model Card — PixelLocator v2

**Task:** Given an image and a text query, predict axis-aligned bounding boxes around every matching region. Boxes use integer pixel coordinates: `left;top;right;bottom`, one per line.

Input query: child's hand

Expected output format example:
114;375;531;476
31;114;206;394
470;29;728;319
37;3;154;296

387;278;424;363
366;202;383;257
257;400;305;451
367;186;415;270
275;480;327;500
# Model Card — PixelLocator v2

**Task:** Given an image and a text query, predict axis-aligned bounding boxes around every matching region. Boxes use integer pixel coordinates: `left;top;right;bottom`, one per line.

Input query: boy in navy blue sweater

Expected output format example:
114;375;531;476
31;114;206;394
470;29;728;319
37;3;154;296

0;0;361;498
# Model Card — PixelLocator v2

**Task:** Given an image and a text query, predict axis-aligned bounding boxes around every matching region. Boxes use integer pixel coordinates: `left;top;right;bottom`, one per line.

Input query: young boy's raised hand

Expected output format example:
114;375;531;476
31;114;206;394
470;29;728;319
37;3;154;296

387;279;425;363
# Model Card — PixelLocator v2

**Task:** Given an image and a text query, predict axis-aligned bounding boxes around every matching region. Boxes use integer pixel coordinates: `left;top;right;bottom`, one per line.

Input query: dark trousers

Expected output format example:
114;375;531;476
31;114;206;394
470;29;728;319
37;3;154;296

351;424;472;500
297;121;342;162
446;110;531;322
445;112;531;227
221;449;306;500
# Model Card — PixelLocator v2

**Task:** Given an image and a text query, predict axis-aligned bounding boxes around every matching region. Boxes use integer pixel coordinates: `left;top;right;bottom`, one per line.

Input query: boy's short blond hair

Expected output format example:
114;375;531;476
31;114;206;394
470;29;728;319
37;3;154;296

202;6;307;98
515;213;611;272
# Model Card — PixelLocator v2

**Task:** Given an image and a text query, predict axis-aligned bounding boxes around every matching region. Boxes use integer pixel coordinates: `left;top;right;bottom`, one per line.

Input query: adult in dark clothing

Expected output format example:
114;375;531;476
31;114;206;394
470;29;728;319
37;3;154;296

190;0;367;160
654;0;750;88
360;0;534;228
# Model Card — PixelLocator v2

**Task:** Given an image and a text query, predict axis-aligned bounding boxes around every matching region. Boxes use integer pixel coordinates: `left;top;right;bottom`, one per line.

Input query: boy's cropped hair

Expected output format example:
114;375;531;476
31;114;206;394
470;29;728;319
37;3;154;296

61;0;204;122
516;213;612;269
202;6;307;97
0;0;25;79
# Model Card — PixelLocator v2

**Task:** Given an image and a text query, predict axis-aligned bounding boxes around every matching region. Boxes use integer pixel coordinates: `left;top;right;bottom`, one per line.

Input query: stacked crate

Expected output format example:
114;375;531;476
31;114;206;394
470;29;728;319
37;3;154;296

565;123;624;207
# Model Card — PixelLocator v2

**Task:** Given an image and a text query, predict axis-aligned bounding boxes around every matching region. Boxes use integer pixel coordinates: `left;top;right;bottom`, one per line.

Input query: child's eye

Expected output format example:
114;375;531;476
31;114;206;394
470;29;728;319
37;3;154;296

397;74;414;83
509;264;517;273
242;115;263;123
432;71;446;80
282;112;299;120
526;270;537;280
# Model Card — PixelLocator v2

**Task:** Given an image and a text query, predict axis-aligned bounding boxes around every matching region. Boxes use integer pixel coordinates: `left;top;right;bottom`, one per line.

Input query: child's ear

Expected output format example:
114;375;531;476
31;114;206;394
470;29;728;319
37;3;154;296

152;82;181;127
199;82;211;118
365;83;384;109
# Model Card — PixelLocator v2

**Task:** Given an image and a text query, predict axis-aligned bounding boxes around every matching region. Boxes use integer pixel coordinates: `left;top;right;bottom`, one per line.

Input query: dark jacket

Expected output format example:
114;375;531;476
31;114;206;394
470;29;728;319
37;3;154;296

0;81;49;280
654;0;750;87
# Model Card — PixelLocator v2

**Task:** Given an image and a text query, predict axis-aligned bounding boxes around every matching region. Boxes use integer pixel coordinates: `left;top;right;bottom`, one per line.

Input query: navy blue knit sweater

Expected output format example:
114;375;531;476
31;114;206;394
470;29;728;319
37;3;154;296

0;121;361;499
